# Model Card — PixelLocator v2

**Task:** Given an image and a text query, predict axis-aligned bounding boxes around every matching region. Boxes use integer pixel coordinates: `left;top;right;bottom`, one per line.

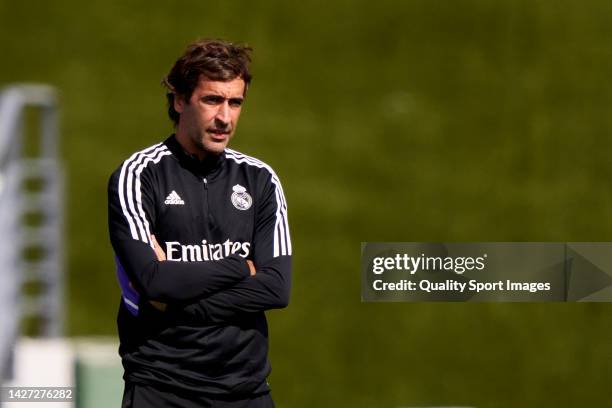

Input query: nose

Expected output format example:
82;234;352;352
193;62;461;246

215;102;230;126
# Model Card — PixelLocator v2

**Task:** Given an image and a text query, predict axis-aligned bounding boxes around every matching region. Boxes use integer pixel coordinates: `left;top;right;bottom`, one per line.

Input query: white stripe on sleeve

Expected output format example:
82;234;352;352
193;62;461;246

225;149;291;257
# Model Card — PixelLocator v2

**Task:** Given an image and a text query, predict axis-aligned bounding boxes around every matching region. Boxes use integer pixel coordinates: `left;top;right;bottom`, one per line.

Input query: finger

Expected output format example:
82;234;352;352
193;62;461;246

246;259;256;276
151;235;167;261
150;300;167;312
155;246;166;261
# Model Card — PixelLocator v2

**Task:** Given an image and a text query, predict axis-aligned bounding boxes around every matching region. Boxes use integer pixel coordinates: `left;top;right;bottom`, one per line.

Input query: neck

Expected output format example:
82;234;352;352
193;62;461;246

175;129;207;161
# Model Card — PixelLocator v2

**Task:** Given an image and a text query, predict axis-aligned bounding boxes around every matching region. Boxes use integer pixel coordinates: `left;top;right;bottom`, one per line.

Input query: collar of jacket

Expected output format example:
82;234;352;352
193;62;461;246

164;134;225;179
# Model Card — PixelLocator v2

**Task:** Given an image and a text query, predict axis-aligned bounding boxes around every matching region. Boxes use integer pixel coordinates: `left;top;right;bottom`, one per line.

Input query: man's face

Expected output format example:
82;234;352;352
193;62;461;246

174;77;246;158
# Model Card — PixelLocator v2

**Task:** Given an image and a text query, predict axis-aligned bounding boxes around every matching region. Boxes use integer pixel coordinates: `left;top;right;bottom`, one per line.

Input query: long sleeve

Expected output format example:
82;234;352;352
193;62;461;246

177;170;292;324
108;149;250;307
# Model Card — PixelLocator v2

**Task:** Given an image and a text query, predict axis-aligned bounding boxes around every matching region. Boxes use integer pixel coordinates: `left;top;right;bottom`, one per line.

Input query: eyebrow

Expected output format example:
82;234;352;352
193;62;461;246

200;95;244;103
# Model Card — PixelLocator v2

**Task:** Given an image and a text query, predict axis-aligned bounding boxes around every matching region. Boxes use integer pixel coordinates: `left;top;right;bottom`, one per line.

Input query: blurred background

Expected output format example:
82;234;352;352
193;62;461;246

1;0;612;406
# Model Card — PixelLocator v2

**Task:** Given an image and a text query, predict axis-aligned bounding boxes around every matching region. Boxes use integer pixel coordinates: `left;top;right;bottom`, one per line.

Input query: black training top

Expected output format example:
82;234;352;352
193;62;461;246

107;134;291;397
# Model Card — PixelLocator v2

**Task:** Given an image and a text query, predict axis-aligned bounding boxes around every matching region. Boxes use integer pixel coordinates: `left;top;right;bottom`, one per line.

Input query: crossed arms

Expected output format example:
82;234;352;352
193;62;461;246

108;165;292;324
147;235;257;313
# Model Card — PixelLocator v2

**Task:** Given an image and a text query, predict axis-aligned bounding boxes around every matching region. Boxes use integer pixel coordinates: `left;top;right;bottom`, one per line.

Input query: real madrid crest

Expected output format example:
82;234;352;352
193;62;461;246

231;184;252;211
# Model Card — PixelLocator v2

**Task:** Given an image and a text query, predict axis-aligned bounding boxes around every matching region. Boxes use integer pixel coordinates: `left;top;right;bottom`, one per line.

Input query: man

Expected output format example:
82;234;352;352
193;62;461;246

107;39;291;407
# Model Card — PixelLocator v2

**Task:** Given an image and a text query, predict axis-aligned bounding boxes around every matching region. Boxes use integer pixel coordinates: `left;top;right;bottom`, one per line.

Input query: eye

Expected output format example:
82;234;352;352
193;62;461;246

229;98;244;108
202;95;224;105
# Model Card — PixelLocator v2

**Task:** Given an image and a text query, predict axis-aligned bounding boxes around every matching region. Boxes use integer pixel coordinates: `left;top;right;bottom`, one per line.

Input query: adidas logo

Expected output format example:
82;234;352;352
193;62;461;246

164;190;185;205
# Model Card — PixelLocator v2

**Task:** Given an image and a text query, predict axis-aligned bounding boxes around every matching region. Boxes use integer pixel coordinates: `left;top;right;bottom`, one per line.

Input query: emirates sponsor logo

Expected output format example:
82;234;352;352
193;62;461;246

165;239;251;261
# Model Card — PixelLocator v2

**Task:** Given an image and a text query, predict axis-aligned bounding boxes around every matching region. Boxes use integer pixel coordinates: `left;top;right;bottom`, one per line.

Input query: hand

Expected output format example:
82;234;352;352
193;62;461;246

151;235;166;261
246;259;256;276
150;234;167;311
149;300;167;312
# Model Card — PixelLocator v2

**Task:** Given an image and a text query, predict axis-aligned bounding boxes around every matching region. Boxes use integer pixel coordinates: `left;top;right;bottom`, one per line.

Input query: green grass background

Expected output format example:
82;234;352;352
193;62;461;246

2;0;612;406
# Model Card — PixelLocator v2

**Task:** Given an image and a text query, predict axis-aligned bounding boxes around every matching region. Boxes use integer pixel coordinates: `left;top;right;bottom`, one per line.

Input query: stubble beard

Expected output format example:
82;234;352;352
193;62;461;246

192;132;227;157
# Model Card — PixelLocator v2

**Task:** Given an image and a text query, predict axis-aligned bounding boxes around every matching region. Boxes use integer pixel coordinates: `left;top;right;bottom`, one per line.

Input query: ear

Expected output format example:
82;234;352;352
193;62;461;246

173;94;185;114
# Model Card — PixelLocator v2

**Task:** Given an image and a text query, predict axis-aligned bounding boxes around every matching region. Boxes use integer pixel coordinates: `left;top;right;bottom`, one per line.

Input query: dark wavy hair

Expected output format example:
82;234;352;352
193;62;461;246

162;39;253;126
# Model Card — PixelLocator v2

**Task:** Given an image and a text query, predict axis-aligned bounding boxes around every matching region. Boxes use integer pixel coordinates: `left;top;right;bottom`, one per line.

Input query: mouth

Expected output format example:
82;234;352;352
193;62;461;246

207;129;230;141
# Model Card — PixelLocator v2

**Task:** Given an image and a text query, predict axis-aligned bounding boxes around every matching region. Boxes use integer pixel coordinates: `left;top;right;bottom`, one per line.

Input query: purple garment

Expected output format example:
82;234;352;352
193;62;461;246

115;256;140;316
